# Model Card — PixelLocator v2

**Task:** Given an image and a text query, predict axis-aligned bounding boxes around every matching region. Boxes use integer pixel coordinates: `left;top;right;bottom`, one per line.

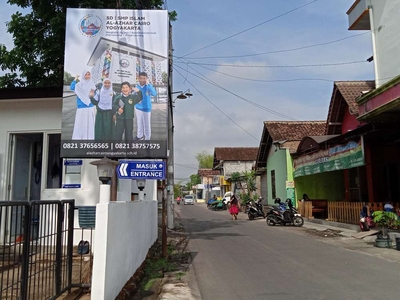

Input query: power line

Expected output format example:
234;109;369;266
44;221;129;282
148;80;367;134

175;163;199;170
174;63;297;120
174;60;368;68
178;32;371;60
189;62;334;83
178;0;321;58
173;66;261;141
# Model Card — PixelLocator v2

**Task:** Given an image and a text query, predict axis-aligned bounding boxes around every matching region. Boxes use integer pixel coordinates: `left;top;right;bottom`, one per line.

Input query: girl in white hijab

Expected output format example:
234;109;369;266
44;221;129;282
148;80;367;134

91;78;115;140
71;69;96;140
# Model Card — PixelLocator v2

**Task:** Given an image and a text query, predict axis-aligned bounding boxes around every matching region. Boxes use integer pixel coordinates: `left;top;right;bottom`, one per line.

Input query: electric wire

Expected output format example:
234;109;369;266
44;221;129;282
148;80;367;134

187;62;334;83
174;63;297;120
177;62;299;120
178;31;371;60
174;60;368;68
178;0;321;58
173;66;261;141
175;163;199;170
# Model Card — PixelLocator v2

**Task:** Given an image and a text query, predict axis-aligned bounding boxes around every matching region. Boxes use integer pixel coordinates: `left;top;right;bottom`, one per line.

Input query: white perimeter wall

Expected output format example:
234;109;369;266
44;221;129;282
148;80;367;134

91;200;158;300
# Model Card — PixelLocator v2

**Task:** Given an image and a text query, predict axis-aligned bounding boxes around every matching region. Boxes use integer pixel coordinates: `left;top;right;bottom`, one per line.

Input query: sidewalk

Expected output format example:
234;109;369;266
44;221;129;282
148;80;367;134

156;211;201;300
302;218;400;264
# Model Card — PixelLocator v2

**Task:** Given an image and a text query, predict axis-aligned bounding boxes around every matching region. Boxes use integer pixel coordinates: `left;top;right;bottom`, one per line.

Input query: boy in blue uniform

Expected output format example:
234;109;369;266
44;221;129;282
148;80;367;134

134;72;157;140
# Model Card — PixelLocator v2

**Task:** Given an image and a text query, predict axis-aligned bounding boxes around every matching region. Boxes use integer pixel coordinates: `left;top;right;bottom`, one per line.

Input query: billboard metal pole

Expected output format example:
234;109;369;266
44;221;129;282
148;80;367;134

167;23;174;229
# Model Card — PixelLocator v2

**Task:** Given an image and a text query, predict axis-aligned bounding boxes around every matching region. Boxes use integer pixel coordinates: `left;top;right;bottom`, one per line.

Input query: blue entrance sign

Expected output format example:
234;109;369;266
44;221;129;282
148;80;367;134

117;161;166;180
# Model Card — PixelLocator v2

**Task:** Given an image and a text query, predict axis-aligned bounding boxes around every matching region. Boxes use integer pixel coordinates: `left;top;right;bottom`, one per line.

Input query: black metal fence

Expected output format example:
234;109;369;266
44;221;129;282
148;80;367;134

0;200;87;300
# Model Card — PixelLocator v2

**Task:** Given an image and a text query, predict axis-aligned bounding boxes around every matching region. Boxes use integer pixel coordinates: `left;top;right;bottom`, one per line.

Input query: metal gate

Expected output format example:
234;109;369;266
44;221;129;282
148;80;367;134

0;200;75;300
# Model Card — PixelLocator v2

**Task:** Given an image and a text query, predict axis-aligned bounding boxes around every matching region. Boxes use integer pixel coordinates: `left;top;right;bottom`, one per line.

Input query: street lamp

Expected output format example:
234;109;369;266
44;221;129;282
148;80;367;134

171;89;193;101
166;89;194;229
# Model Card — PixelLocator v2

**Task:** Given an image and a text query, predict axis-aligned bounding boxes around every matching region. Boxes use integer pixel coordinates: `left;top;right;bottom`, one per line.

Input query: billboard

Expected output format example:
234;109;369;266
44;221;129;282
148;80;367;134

61;8;169;158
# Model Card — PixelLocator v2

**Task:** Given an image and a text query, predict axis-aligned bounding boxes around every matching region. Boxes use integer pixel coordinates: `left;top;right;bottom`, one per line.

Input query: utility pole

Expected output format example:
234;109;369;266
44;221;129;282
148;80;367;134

167;23;174;229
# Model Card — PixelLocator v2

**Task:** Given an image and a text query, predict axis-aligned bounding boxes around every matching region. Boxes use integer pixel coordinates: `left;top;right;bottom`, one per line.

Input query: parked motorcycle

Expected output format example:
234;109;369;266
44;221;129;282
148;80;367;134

248;197;265;220
210;200;227;211
266;198;304;227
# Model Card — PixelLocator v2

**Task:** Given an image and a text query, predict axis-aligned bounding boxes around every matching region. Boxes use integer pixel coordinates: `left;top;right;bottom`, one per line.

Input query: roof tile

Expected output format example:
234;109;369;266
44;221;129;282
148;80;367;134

214;147;259;161
334;81;375;115
264;121;326;141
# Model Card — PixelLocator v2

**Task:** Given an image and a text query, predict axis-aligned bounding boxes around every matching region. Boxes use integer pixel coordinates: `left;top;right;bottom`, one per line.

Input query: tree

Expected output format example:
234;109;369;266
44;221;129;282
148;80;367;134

0;0;176;88
195;151;214;168
189;174;201;186
231;171;257;205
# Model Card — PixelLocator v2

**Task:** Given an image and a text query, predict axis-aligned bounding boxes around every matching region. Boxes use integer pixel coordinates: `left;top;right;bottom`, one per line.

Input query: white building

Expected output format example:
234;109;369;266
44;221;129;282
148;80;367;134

0;87;158;244
347;0;400;88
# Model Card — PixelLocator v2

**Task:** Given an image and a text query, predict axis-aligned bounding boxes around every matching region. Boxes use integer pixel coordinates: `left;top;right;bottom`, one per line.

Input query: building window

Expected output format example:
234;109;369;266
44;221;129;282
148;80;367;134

271;170;276;199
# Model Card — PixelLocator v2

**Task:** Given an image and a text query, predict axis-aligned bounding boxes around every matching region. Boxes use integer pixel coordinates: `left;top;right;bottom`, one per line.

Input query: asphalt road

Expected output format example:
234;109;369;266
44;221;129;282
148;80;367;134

177;203;400;300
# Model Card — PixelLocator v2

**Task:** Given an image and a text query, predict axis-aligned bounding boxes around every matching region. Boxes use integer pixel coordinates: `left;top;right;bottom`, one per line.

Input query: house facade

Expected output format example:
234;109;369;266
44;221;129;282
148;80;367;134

347;0;400;203
196;168;220;201
213;147;259;196
255;121;326;205
293;81;376;203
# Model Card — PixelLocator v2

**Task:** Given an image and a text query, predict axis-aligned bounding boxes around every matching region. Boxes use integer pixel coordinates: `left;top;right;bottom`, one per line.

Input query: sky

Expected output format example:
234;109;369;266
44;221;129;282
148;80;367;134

0;0;375;183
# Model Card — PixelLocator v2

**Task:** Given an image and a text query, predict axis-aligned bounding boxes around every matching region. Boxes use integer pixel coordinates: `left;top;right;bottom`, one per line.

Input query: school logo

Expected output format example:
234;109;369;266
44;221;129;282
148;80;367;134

79;14;102;37
120;59;130;68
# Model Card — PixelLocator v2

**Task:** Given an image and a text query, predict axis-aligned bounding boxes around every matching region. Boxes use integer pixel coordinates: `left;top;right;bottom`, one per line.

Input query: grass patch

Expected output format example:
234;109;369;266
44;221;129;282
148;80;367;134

143;278;158;291
175;271;186;280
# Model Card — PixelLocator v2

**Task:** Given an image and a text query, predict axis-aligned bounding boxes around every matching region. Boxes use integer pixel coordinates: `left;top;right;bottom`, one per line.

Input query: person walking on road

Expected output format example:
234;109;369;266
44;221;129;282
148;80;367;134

229;194;240;220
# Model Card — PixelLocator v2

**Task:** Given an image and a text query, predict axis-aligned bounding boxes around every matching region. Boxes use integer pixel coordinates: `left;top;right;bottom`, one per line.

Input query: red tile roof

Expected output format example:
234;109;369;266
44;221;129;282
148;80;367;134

198;169;220;177
334;81;375;115
214;147;259;162
255;121;326;170
264;121;326;141
326;81;375;134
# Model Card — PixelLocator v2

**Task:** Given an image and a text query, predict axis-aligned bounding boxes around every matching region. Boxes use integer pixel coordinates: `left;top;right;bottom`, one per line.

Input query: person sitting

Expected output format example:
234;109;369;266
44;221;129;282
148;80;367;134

359;203;374;231
384;201;394;212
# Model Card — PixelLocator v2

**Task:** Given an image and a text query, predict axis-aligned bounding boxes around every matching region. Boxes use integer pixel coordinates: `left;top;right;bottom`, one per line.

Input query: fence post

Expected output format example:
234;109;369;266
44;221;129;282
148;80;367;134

20;203;32;300
67;201;75;291
55;203;64;295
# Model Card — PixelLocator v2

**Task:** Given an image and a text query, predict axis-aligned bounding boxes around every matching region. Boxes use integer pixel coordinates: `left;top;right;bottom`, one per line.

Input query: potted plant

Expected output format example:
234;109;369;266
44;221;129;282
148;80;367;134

372;210;398;248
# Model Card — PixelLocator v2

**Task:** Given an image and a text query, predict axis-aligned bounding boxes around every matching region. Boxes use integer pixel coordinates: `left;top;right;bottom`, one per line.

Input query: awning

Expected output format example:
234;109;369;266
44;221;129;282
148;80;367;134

294;138;364;178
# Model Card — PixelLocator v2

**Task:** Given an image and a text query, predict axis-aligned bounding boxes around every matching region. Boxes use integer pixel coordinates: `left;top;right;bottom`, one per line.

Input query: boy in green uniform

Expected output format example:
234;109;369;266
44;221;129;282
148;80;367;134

113;82;142;141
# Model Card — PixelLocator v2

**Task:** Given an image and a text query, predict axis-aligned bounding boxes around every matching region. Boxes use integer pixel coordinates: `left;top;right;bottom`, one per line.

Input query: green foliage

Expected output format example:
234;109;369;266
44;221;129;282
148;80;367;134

243;171;257;193
195;151;214;168
1;0;176;87
230;172;241;183
189;174;201;185
372;211;398;228
173;183;181;198
175;271;185;280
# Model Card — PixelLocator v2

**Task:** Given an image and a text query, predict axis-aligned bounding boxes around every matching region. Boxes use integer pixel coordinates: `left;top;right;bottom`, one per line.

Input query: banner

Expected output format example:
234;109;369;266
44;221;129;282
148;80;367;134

61;8;168;158
293;139;364;178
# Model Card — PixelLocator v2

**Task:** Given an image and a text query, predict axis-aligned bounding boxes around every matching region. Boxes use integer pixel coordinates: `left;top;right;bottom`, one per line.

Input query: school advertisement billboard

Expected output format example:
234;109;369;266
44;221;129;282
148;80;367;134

61;8;169;158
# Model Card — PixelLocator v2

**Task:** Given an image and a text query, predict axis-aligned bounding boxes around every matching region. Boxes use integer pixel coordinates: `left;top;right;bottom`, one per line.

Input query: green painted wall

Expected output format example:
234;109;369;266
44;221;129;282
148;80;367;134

286;151;296;206
294;170;345;201
267;149;287;204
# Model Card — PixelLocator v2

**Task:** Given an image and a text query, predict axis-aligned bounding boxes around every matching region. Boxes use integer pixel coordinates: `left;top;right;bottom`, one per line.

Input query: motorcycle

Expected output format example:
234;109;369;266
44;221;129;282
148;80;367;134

177;199;181;205
266;198;304;227
248;197;265;220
